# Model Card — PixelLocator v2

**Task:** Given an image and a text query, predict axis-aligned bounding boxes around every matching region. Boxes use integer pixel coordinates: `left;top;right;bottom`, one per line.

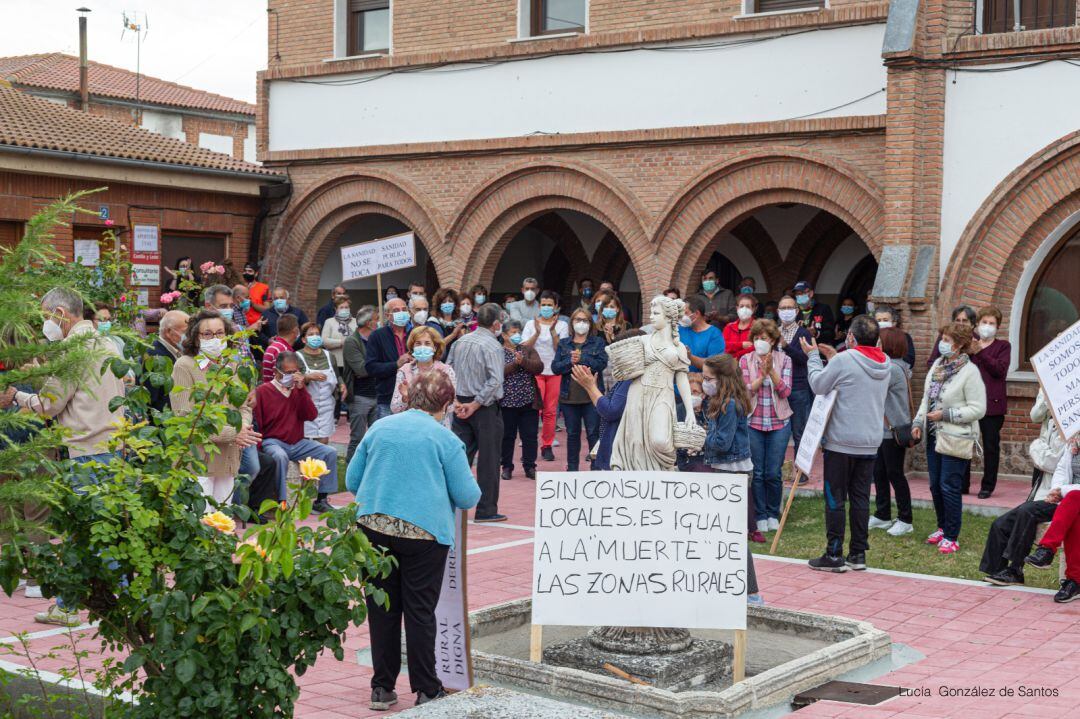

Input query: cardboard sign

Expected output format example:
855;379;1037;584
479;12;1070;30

794;390;838;476
532;471;747;630
340;232;416;282
434;509;472;692
1031;318;1080;442
73;239;100;266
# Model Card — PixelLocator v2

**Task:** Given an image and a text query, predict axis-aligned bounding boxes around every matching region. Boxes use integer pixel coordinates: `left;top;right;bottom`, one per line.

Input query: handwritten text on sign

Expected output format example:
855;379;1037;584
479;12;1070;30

1032;318;1080;441
340;232;417;282
795;391;838;476
532;471;747;630
434;508;472;692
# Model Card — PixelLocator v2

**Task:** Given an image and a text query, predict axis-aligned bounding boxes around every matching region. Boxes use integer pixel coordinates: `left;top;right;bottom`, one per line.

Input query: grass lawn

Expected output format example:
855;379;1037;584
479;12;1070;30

761;496;1064;590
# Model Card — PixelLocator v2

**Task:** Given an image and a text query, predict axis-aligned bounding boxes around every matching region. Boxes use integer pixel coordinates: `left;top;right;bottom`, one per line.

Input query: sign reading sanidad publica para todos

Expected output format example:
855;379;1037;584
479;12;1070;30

531;470;747;630
794;390;838;476
340;232;416;282
1031;318;1080;442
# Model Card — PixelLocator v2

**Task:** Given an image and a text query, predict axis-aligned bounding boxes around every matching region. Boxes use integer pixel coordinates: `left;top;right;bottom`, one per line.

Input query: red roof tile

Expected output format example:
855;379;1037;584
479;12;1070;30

0;85;277;177
0;53;255;117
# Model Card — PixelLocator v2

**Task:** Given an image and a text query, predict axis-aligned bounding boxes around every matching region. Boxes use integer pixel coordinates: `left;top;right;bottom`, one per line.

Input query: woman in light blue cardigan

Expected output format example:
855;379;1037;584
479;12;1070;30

345;371;480;711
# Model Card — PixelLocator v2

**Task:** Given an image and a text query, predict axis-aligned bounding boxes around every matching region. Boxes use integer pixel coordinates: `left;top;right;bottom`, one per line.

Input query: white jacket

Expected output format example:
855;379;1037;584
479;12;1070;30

913;358;987;440
1029;389;1067;473
321;317;357;367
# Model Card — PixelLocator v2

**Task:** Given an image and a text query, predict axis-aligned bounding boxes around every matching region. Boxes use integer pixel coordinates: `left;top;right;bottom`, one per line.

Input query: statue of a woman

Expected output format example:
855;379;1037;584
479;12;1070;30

609;296;699;471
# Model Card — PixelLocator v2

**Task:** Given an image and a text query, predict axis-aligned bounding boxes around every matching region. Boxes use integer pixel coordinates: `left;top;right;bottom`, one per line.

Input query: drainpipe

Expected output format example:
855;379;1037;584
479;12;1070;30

77;8;91;110
1013;0;1023;32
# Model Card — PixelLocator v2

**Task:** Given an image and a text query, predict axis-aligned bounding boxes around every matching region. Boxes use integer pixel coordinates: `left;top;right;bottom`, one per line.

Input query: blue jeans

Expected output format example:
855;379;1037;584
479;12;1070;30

787;388;813;455
926;433;968;542
60;453;120;611
234;445;261;504
560;402;599;471
261;438;338;499
749;423;791;522
375;403;393;422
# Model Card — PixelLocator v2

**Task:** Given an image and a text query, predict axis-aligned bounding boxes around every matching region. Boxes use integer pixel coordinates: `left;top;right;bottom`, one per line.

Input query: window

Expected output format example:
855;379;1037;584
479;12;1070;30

752;0;824;13
347;0;390;55
530;0;586;36
983;0;1076;34
1022;226;1079;366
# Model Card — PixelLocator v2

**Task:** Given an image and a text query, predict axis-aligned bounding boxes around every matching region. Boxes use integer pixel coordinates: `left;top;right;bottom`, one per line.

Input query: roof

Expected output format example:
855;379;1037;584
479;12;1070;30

0;53;255;117
0;85;278;178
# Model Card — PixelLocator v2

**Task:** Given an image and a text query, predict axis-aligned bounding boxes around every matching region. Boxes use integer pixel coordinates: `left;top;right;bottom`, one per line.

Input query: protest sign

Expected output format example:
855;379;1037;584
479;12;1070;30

433;509;472;692
531;470;747;630
130;225;161;286
1031;318;1080;442
794;390;838;476
340;232;416;282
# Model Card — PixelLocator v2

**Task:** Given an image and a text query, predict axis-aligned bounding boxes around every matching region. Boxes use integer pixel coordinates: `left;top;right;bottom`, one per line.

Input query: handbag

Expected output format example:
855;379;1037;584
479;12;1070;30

884;370;919;448
934;426;977;460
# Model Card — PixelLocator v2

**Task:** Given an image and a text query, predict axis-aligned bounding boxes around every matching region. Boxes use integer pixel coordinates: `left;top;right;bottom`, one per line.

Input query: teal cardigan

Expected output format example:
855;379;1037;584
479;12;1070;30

345;409;481;547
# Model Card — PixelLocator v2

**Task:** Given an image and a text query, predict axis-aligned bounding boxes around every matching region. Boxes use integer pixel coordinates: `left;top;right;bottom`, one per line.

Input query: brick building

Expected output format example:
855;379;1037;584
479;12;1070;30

257;0;1080;472
1;53;257;162
0;84;282;304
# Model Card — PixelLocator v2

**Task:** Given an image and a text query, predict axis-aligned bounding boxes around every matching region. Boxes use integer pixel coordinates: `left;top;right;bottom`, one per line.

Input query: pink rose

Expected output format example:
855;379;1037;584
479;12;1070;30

104;219;115;227
199;261;215;273
212;265;225;275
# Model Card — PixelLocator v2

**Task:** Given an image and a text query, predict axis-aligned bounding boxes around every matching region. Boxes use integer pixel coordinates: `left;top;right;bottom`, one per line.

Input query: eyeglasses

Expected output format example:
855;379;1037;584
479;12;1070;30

198;331;227;340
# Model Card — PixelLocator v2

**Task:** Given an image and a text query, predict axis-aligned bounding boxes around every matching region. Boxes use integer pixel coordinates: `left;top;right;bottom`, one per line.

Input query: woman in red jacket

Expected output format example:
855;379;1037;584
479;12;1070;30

724;294;757;361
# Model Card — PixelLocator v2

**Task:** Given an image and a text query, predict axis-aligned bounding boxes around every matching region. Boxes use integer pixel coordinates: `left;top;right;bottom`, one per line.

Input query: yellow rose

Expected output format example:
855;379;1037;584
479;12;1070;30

201;510;236;534
298;457;330;481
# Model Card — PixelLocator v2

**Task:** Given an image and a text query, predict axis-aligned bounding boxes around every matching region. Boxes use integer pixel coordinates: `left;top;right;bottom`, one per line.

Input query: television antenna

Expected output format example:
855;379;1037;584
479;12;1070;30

120;11;150;124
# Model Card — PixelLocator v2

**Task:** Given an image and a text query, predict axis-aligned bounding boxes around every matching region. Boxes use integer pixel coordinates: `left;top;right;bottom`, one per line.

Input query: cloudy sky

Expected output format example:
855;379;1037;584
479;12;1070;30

0;0;266;103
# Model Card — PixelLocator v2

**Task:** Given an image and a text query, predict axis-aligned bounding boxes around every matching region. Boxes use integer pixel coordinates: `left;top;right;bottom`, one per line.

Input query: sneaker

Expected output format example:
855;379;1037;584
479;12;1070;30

524;467;537;480
926;528;944;545
541;447;555;462
311;499;335;514
416;688;447;705
767;517;780;532
747;594;765;606
552;438;561;446
756;519;768;533
808;554;848;573
370;687;398;711
749;531;766;543
474;514;508;523
938;539;960;554
977;490;992;499
868;516;894;530
1054;579;1080;604
984;567;1025;586
1024;546;1055;569
887;520;914;537
501;467;513;481
24;583;43;599
845;552;867;571
34;604;80;627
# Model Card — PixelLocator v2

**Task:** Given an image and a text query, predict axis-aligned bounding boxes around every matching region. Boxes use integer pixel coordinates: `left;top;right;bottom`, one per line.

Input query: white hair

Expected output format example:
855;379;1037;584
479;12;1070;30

41;287;83;317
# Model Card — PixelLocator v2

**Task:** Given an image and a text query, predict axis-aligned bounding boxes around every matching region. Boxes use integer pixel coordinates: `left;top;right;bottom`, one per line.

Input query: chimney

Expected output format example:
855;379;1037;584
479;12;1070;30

77;7;91;110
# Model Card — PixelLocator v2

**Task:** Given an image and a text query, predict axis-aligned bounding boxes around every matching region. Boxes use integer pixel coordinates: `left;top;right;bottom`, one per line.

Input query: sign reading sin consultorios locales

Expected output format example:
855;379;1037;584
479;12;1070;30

531;471;747;630
340;231;417;282
1032;317;1080;442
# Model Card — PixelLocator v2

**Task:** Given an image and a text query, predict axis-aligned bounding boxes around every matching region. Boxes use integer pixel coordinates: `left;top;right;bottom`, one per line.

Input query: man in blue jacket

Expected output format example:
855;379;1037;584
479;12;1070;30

260;287;309;341
364;297;413;420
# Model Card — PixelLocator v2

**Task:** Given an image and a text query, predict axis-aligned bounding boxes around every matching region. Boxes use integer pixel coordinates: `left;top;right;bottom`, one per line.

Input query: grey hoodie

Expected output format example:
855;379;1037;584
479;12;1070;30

882;359;912;440
807;347;891;455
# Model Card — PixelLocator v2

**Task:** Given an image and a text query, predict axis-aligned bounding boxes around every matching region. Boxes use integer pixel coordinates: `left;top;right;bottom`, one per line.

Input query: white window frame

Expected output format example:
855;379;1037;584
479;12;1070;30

735;0;828;20
332;0;392;59
517;0;589;40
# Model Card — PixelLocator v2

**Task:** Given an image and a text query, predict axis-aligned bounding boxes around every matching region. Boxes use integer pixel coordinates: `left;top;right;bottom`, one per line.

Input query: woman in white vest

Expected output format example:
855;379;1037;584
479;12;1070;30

298;322;341;443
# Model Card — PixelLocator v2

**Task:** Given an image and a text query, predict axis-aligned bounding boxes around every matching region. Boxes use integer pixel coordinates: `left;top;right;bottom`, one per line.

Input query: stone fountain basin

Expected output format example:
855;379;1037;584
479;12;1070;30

462;598;890;719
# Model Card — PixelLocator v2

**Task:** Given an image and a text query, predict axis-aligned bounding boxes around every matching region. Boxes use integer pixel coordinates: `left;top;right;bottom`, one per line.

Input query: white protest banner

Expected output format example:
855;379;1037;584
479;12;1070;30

532;471;747;630
73;239;100;267
434;509;472;692
1031;318;1080;441
340;232;416;282
795;391;838;476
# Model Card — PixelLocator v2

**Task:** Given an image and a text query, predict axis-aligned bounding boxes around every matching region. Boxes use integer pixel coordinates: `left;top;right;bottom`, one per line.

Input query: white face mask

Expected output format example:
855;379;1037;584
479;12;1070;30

679;315;693;328
938;340;955;358
877;320;894;329
978;323;996;340
523;290;537;302
413;310;429;325
691;394;703;409
43;317;64;342
277;373;295;388
201;337;226;357
573;321;591;336
736;306;754;321
459;303;472;317
754;339;772;356
702;379;718;397
777;308;798;324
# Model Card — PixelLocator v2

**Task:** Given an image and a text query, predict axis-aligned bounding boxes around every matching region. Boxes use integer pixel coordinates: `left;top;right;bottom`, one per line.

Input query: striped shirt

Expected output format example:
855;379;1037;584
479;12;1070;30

261;336;293;384
447;327;504;406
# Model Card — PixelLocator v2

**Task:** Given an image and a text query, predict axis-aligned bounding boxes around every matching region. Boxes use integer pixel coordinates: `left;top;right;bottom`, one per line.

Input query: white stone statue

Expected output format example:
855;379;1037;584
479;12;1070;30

609;295;699;471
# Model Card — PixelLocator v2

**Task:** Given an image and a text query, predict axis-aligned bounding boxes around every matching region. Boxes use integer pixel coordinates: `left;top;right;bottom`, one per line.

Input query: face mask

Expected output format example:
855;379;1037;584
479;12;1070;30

523;290;537;302
277;373;295;388
691;394;703;410
583;288;593;299
509;333;523;346
877;320;894;329
273;298;288;312
736;307;753;321
539;306;555;319
243;272;256;281
595;301;604;313
679;315;693;328
392;310;410;327
336;309;352;321
702;280;717;293
474;294;486;305
764;312;776;320
460;303;473;317
573;321;591;336
702;379;718;397
938;340;955;358
43;317;64;342
411;292;425;300
412;345;435;363
796;294;810;307
978;323;996;340
601;308;618;320
778;308;798;324
841;306;855;316
240;299;251;311
96;321;112;334
413;310;429;325
201;337;226;357
866;301;876;313
306;335;324;349
740;287;754;295
754;339;772;356
440;302;456;315
386;291;398;300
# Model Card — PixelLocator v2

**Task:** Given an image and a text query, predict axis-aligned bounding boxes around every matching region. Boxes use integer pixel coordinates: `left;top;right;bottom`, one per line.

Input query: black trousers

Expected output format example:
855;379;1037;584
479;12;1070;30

873;438;912;524
362;526;449;696
978;414;1006;494
248;450;280;515
501;405;539;472
452;399;503;517
979;500;1057;574
823;450;875;556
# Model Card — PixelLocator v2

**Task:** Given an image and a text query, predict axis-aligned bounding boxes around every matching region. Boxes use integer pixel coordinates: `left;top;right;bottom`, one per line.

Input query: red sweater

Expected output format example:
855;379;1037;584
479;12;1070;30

254;383;317;445
723;321;754;361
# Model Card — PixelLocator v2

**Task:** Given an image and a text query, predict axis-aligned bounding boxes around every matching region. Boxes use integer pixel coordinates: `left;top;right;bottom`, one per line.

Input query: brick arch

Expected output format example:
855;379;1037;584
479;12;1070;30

941;131;1080;328
727;216;785;293
590;230;634;288
792;210;858;288
654;150;884;295
268;172;450;310
525;212;593;301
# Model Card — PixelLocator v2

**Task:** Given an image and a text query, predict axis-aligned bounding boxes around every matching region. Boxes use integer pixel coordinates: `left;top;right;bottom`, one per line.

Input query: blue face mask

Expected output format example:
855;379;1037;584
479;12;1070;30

594;301;603;313
539;306;555;319
440;302;455;315
306;335;324;348
413;345;435;363
796;294;810;307
740;286;754;294
392;310;410;327
509;333;523;346
474;294;486;305
96;321;112;334
602;308;618;320
841;305;855;315
240;299;251;311
702;280;717;293
583;288;593;299
273;298;288;312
